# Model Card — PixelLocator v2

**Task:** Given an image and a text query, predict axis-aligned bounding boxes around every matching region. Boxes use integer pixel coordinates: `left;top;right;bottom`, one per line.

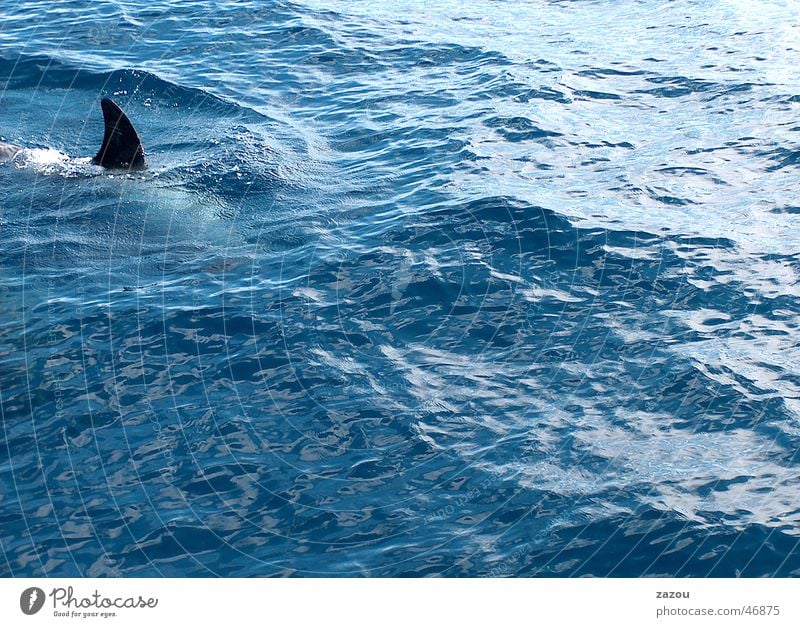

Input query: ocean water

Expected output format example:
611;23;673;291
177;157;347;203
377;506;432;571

1;0;799;577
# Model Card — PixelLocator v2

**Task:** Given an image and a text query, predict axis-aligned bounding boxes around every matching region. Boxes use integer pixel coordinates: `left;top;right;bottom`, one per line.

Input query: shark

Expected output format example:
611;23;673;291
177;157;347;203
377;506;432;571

0;98;146;170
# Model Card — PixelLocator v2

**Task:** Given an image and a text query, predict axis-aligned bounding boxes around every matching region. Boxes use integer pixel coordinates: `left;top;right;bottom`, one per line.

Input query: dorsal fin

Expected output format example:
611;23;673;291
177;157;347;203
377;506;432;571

92;98;146;170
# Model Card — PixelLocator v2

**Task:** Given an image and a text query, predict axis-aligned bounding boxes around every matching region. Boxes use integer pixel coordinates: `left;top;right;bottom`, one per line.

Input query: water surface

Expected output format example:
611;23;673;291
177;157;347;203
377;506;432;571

1;0;800;576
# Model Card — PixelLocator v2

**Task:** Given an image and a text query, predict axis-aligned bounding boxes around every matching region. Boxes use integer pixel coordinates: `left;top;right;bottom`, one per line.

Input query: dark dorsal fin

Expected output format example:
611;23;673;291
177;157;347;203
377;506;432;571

92;98;146;170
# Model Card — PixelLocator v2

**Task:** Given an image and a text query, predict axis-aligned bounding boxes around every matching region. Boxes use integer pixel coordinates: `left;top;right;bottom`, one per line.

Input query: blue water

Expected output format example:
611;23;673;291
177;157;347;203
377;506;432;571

1;0;799;577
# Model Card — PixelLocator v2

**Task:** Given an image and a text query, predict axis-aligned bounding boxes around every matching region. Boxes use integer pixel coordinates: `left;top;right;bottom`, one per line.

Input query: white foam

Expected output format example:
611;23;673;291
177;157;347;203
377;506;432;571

11;148;103;177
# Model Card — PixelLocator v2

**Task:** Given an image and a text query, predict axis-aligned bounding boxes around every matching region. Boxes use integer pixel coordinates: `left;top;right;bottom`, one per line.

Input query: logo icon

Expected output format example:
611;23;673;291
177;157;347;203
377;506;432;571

20;587;45;615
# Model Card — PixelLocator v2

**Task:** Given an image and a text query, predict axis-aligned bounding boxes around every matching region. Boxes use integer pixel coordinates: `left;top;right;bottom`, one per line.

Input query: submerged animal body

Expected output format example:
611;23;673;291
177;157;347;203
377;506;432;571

1;98;146;170
0;141;21;160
